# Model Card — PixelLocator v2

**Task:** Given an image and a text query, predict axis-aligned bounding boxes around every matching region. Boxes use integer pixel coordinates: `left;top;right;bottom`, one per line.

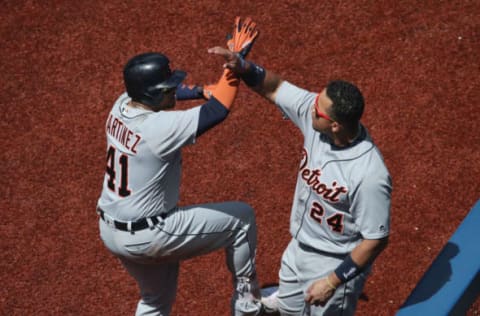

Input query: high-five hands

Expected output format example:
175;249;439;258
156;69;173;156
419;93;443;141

227;16;259;58
209;17;259;74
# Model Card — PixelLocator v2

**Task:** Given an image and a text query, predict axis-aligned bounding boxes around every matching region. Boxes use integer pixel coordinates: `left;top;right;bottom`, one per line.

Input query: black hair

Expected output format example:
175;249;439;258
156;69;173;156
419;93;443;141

326;80;364;128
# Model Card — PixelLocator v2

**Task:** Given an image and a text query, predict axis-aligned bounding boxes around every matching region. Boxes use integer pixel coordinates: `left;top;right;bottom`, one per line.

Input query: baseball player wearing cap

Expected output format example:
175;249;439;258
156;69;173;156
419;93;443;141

96;18;264;316
209;46;392;315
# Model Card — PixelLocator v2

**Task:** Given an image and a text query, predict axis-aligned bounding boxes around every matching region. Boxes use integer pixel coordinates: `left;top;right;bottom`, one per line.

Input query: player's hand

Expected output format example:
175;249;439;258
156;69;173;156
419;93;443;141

209;17;259;75
208;46;249;74
304;278;336;307
226;16;259;58
205;16;257;109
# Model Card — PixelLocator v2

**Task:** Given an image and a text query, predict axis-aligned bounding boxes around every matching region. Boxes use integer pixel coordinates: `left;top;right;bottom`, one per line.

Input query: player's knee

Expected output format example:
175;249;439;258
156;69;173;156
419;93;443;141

276;291;305;316
234;201;253;211
240;201;255;215
230;201;255;220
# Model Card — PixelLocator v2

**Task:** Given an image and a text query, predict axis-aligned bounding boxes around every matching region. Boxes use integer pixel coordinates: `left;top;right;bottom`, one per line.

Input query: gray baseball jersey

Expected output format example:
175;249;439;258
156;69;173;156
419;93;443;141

274;81;392;254
97;93;200;221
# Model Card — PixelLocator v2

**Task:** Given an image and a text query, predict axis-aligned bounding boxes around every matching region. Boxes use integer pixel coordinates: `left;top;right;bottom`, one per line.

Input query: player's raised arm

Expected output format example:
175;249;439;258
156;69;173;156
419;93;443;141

195;17;259;137
210;16;259;108
208;45;283;103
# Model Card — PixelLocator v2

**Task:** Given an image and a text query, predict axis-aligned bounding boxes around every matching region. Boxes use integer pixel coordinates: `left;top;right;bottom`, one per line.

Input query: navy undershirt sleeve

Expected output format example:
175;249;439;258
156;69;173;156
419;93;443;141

196;97;229;137
176;84;203;100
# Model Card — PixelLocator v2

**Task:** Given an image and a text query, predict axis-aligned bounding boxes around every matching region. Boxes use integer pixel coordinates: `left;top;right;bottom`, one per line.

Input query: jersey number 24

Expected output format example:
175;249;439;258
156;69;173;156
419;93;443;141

310;201;344;233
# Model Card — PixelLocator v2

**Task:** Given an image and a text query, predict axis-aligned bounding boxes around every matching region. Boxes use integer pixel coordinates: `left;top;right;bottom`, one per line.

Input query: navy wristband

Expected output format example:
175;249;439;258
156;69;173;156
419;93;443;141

240;61;266;87
334;254;362;283
176;84;203;100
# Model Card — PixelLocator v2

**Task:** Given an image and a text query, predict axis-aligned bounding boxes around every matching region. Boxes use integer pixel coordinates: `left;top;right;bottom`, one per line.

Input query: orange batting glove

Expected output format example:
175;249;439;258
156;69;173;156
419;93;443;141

227;16;259;58
202;84;216;99
212;17;259;108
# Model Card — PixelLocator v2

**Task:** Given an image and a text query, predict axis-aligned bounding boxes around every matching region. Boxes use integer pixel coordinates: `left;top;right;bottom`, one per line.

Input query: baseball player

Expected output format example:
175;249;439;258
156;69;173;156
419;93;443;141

209;46;392;315
96;18;264;316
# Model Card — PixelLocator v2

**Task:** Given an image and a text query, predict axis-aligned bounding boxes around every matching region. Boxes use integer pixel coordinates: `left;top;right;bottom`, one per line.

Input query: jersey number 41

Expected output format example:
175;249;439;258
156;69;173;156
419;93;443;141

105;146;131;197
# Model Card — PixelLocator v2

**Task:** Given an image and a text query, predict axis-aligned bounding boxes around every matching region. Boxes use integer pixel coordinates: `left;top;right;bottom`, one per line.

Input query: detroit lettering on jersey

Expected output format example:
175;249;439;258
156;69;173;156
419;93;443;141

299;148;348;202
106;113;141;153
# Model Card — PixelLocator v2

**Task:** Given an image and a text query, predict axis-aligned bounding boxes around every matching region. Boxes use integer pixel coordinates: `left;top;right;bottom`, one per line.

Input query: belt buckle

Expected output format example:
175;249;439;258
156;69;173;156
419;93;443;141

103;213;116;229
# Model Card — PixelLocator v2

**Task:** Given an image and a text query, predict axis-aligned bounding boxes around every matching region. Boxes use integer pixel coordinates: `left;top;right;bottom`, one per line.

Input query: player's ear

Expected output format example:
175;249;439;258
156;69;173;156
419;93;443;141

331;121;342;132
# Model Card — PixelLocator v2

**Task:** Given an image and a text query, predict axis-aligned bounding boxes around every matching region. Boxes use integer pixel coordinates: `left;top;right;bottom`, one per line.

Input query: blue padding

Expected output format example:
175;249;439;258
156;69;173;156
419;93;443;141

396;199;480;316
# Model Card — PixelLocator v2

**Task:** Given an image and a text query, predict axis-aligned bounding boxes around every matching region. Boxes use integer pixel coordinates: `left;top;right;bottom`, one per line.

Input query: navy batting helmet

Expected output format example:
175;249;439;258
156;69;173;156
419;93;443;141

123;52;186;107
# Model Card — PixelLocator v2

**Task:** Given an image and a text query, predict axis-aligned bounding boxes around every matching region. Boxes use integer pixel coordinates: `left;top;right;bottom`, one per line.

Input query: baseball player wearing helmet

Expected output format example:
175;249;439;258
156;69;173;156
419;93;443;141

209;46;392;315
96;18;264;316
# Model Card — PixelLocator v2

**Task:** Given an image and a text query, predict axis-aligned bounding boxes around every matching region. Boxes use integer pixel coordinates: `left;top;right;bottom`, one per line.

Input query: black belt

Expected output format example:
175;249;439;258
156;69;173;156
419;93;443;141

98;208;164;232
